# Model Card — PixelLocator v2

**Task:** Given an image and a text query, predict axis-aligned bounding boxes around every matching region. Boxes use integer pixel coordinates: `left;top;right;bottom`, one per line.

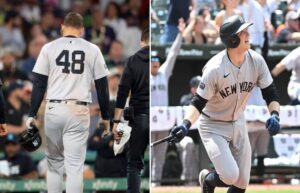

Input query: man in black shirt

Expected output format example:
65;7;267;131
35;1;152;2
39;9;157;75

112;28;149;193
0;133;38;179
5;80;28;134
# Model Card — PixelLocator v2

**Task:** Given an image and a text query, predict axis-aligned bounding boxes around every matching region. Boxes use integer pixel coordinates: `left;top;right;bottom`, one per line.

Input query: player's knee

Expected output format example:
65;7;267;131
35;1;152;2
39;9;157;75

220;166;239;185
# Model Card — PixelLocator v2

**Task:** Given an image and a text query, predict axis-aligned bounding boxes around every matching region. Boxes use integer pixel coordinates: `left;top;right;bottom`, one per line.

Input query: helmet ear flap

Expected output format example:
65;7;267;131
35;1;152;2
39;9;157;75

221;33;240;48
229;34;240;48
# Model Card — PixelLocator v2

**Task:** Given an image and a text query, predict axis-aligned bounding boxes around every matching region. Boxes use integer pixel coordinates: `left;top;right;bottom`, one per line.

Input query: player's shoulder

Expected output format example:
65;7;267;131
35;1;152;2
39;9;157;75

203;50;227;72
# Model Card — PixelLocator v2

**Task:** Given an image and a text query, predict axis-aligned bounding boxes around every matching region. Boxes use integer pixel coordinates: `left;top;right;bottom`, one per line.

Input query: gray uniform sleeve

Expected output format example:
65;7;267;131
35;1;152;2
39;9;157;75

33;46;50;76
196;67;217;100
257;55;273;89
93;47;110;80
280;48;299;71
159;34;183;78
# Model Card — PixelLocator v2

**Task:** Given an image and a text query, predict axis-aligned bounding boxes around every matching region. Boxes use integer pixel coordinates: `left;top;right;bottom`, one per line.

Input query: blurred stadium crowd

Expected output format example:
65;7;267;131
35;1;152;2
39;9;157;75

151;0;300;46
151;0;300;187
0;0;149;190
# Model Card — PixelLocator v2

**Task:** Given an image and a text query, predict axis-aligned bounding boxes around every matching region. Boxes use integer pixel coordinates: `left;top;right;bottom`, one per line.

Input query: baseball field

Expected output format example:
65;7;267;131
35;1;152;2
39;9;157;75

151;185;300;193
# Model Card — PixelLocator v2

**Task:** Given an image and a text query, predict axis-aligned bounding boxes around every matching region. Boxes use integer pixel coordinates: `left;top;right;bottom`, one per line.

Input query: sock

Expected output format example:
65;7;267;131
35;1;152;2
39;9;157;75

227;186;245;193
257;156;265;177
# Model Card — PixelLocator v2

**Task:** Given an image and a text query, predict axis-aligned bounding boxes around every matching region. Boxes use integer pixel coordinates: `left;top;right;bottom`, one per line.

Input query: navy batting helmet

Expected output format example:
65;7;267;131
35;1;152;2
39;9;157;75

19;126;42;152
220;15;252;48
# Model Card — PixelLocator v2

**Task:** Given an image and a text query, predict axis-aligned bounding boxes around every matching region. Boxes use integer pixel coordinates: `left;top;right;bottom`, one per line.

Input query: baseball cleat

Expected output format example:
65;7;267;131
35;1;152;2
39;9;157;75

199;169;214;193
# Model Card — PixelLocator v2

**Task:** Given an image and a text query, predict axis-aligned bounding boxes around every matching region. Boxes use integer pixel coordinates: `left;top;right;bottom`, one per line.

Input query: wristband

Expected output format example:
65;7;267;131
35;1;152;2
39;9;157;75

113;120;121;123
271;111;279;117
182;119;192;130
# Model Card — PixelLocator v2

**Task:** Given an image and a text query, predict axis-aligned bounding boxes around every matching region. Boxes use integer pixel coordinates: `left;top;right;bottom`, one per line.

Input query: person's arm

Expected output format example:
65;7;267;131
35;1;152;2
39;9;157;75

94;77;110;132
26;45;50;128
271;62;286;77
22;171;38;179
170;94;207;142
112;60;132;142
261;82;281;135
159;19;184;77
6;124;26;134
182;19;196;43
289;32;300;41
28;73;48;118
26;72;48;128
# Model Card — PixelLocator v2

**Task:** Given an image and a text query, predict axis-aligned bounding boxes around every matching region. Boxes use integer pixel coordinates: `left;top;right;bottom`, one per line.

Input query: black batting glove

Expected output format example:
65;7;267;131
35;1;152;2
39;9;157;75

170;119;191;143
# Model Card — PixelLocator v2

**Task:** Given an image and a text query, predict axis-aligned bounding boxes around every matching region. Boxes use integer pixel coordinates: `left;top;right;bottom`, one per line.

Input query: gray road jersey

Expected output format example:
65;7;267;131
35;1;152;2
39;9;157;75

33;37;109;103
280;46;300;83
197;49;272;121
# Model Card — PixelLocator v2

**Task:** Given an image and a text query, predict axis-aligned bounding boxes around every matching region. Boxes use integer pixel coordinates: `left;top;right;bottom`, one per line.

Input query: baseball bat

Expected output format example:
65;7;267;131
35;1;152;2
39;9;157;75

151;135;173;147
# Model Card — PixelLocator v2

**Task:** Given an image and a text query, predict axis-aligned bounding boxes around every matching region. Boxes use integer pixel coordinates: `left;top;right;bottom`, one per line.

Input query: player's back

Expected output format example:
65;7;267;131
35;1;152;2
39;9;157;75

33;36;109;103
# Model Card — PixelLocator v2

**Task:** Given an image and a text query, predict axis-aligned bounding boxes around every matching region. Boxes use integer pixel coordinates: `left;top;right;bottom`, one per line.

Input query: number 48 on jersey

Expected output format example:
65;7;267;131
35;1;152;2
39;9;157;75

56;50;85;74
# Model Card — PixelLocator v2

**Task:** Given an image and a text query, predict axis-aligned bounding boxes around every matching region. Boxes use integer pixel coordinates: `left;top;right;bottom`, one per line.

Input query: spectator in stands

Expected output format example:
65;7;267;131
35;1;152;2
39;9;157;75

215;0;241;30
106;40;125;68
247;86;270;182
29;23;44;41
180;76;201;106
272;46;300;105
4;80;28;135
85;7;116;54
0;133;38;179
20;0;41;24
276;10;300;43
151;19;185;186
238;0;265;47
0;10;26;57
104;2;128;41
40;11;60;40
182;16;208;44
20;35;48;80
195;0;217;15
0;47;28;86
198;7;219;44
160;0;195;44
121;0;142;27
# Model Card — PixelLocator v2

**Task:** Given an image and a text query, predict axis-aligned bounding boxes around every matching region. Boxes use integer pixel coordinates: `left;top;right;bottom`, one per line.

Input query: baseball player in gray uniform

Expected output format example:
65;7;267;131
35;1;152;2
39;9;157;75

170;15;280;193
26;12;110;193
272;46;300;104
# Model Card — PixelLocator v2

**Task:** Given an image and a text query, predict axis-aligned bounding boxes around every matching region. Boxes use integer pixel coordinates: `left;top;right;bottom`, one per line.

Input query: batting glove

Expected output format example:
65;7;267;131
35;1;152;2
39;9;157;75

266;112;280;136
170;119;191;143
26;117;35;129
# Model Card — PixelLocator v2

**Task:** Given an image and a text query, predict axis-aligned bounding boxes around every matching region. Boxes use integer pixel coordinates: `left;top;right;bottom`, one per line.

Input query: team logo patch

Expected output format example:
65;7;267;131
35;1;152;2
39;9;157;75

199;81;205;89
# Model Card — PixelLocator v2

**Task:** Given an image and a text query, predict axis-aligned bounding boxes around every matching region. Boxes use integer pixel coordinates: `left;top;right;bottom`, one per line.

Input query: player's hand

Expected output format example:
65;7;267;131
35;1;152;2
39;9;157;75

170;124;189;143
266;113;280;136
0;124;7;136
112;123;122;144
26;117;35;129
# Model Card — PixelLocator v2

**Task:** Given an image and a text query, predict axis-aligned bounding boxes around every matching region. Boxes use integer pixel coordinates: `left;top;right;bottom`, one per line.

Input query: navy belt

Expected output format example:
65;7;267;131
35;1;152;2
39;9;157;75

49;100;88;106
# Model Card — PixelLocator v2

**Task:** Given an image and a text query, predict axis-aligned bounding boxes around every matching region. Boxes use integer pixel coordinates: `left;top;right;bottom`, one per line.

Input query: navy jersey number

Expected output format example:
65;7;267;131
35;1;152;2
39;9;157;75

56;50;85;74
